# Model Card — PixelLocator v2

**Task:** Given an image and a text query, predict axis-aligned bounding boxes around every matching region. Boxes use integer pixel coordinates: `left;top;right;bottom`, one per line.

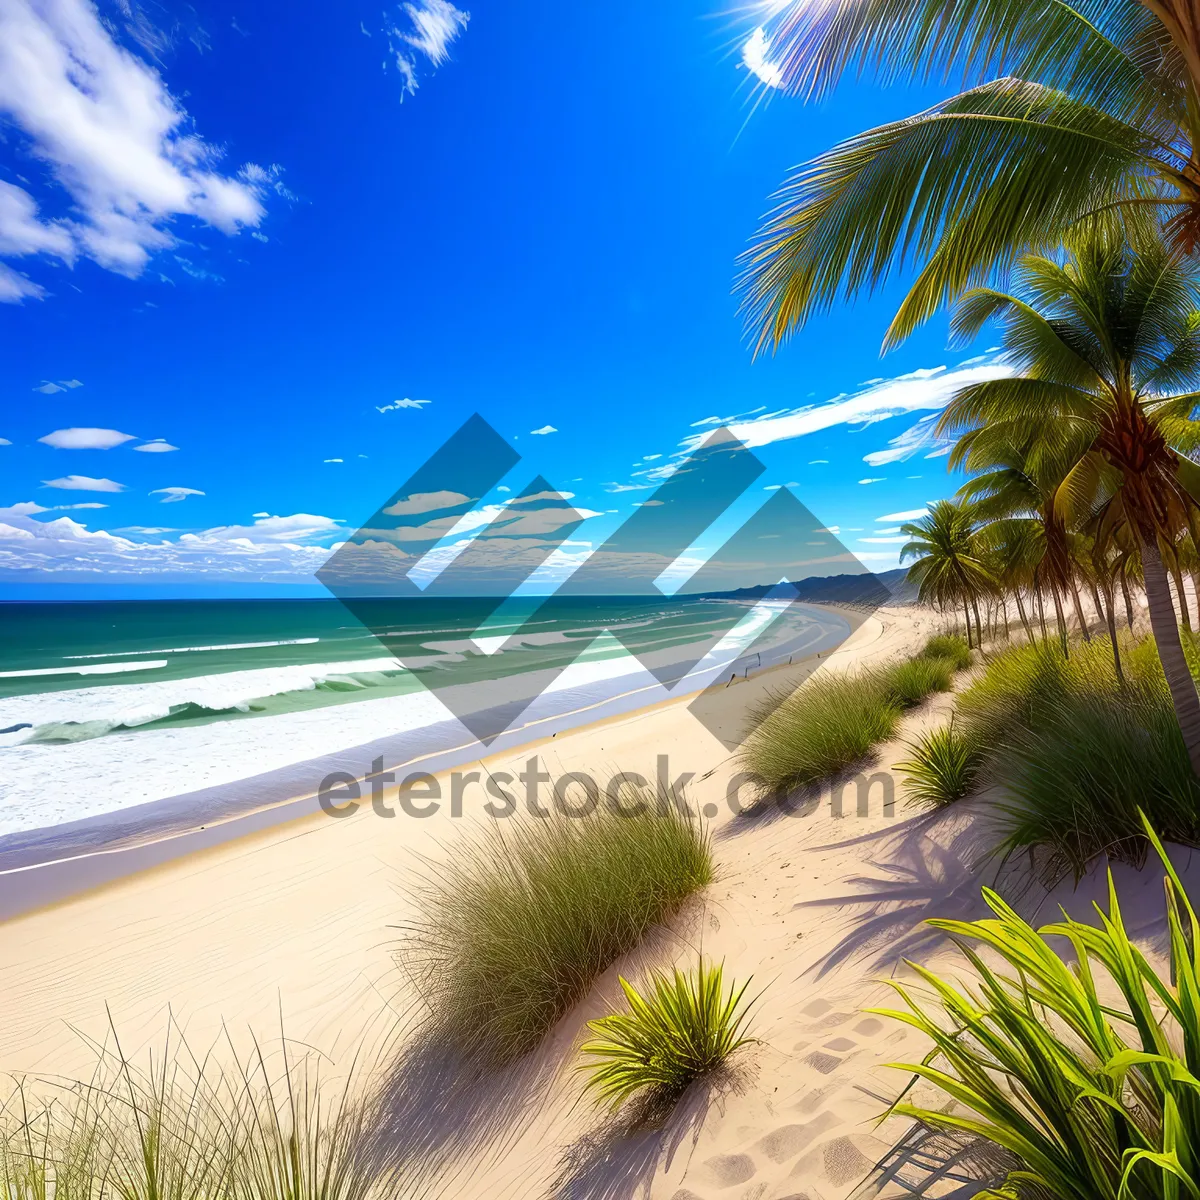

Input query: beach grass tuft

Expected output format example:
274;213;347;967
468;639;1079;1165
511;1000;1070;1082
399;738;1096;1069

0;1027;374;1200
896;718;982;808
740;639;968;801
740;670;903;799
953;634;1200;881
882;655;956;708
920;633;972;671
404;788;713;1066
578;960;756;1112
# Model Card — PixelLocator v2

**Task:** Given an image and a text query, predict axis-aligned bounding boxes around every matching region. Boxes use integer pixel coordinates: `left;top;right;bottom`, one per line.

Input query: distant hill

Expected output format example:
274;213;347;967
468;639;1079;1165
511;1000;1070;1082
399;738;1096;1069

697;567;918;606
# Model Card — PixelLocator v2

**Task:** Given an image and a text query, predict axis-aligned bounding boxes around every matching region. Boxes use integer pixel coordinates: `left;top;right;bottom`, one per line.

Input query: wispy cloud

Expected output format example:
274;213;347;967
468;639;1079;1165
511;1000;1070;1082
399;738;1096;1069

383;1;469;98
877;508;929;522
42;475;125;492
135;439;178;453
0;0;273;300
151;486;205;503
33;379;83;394
377;397;431;413
863;412;956;466
858;477;885;485
530;424;557;435
682;363;1011;453
38;428;136;450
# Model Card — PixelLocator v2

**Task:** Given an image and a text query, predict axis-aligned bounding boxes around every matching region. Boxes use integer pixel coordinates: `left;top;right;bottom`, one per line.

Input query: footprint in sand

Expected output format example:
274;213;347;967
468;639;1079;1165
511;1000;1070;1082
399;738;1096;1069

853;1017;883;1036
694;1152;757;1188
820;1136;873;1188
799;999;831;1018
823;1036;856;1052
800;1050;841;1075
756;1111;839;1164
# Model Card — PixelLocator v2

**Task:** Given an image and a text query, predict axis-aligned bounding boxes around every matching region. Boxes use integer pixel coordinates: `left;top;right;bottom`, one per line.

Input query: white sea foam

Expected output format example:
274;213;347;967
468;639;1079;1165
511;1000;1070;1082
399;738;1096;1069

0;601;846;836
63;638;321;659
0;660;169;680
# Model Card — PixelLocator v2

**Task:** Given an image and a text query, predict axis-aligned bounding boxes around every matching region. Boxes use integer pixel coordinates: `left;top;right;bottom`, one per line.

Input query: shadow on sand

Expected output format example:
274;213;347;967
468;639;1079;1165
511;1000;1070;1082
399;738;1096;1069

848;1121;1017;1199
549;1061;750;1200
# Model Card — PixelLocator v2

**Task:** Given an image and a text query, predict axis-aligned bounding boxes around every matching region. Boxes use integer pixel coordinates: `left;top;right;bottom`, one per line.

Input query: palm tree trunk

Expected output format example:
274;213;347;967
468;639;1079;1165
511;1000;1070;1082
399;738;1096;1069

1171;553;1193;631
970;595;984;650
1141;533;1200;778
1069;578;1092;642
1049;581;1069;658
1102;582;1125;687
962;600;973;649
1120;571;1136;630
1035;579;1049;643
1014;590;1033;641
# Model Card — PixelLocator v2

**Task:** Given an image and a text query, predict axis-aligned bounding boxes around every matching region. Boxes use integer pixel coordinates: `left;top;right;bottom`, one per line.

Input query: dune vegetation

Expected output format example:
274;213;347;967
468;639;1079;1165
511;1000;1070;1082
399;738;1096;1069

578;960;757;1113
739;634;971;802
878;817;1200;1199
403;786;713;1066
0;1028;375;1200
895;634;1200;882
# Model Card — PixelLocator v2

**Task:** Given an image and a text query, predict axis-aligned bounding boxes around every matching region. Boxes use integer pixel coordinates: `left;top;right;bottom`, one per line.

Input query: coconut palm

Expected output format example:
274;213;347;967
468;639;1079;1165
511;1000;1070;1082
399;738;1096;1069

937;231;1200;772
738;0;1200;352
900;500;992;647
972;515;1044;644
955;440;1087;654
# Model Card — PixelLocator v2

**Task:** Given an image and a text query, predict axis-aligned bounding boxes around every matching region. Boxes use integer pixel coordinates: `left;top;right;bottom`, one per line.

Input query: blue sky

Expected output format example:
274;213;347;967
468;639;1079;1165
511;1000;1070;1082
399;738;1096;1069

0;0;1007;597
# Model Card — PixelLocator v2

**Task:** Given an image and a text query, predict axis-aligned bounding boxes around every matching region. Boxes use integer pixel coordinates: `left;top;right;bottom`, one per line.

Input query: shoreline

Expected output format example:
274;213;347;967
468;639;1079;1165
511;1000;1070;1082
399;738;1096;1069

0;601;981;1199
0;602;882;922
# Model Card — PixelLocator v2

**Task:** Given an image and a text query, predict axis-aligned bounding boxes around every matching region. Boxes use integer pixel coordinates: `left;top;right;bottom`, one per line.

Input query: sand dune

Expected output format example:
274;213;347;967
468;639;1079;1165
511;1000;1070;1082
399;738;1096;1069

5;604;1192;1198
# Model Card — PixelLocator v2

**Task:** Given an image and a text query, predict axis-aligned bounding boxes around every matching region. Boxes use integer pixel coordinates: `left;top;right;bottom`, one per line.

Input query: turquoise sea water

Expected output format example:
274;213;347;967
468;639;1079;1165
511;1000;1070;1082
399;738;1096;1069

0;596;850;836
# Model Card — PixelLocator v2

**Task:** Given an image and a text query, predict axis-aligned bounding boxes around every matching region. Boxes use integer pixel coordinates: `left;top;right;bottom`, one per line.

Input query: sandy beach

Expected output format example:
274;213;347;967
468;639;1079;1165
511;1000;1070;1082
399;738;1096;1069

5;603;1194;1199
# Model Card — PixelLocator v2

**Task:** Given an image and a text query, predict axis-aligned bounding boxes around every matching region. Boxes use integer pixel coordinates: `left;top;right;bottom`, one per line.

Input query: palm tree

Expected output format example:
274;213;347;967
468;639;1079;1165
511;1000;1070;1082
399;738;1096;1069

738;0;1200;352
954;440;1085;654
900;500;992;647
937;232;1200;772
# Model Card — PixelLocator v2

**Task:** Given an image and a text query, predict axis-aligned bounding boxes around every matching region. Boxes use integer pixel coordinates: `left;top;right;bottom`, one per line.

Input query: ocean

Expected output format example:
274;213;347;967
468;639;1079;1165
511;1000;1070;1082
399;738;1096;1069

0;596;851;842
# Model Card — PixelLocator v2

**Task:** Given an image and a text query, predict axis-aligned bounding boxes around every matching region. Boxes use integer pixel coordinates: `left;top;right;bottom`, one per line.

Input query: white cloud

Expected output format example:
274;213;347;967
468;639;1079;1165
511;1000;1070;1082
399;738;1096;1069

530;424;557;435
808;459;828;464
741;27;783;89
0;262;45;302
859;477;885;485
380;498;600;543
150;486;205;503
383;489;471;516
189;513;343;543
863;412;957;466
38;427;136;449
0;0;270;298
135;439;178;453
42;474;125;491
858;536;909;544
0;510;343;582
877;508;928;522
604;481;653;493
385;0;469;98
324;458;344;464
252;511;269;518
0;438;10;446
376;397;431;413
685;363;1012;453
